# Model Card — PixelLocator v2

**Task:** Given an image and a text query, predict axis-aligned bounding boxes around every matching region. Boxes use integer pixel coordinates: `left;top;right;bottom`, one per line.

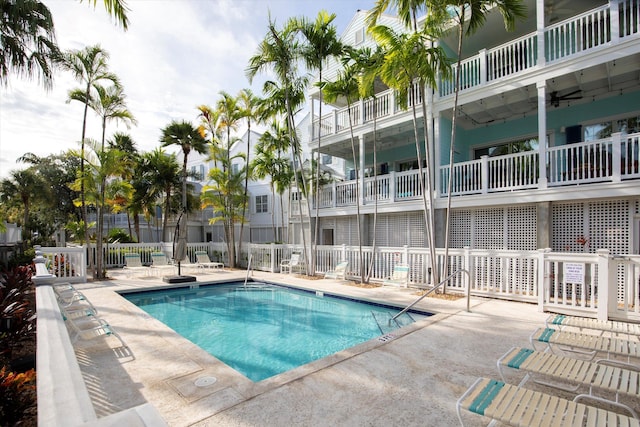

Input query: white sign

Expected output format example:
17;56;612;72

563;263;585;285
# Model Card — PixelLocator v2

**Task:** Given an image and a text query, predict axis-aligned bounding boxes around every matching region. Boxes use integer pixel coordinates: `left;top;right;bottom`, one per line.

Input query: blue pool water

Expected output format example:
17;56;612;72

123;282;429;381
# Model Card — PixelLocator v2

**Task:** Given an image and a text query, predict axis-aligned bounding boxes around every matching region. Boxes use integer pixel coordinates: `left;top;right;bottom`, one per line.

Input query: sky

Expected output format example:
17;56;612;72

0;0;374;179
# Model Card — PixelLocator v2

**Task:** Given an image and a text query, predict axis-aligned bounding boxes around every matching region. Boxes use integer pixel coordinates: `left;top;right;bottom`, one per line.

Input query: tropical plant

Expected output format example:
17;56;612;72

368;10;450;286
0;0;58;89
0;266;35;360
247;17;311;273
81;0;130;29
291;10;343;273
59;44;118;254
0;367;36;426
323;66;365;282
141;147;181;240
0;169;45;241
438;0;526;291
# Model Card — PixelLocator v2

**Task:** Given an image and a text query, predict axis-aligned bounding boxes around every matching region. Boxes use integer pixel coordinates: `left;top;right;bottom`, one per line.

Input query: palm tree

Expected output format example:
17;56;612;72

247;16;312;274
59;45;118;258
69;139;129;278
141;148;181;240
160;119;207;264
82;0;130;29
0;168;44;242
216;91;244;266
440;0;526;291
237;88;260;261
291;11;343;273
323;67;365;282
108;132;138;237
84;83;136;150
368;22;449;286
0;0;58;89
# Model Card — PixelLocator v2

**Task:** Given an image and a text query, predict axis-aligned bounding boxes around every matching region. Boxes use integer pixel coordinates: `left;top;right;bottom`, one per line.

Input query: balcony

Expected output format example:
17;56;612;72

314;132;640;209
312;1;640;141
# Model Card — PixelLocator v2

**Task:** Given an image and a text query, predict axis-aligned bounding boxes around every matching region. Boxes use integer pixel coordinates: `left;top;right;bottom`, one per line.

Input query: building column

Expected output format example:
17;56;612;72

537;201;551;249
537;81;548;189
434;208;446;248
359;133;366;206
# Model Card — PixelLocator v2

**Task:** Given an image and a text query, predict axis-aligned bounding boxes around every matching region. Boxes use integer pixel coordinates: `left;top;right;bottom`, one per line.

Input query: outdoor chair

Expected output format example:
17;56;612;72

383;263;410;288
65;314;128;349
530;327;640;365
281;253;304;274
497;346;640;419
150;252;176;276
457;377;640;427
546;314;640;339
123;253;150;277
195;251;224;270
324;261;349;280
54;287;99;314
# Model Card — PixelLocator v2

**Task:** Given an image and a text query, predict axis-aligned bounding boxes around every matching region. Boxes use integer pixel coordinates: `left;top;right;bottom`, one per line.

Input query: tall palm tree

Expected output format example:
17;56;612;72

141;148;181;240
0;0;58;89
108;132;138;237
237;88;260;260
440;0;526;291
59;44;118;259
160;119;207;263
0;168;44;241
247;16;312;274
369;23;449;285
291;11;343;273
84;83;136;150
70;139;129;278
324;67;365;282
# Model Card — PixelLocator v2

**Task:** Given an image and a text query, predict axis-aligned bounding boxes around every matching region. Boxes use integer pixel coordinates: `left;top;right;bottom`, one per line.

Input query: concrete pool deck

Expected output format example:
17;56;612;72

66;269;550;426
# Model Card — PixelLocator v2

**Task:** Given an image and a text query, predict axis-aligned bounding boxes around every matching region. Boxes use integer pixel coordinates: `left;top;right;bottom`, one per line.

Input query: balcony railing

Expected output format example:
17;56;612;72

312;1;640;140
315;132;639;206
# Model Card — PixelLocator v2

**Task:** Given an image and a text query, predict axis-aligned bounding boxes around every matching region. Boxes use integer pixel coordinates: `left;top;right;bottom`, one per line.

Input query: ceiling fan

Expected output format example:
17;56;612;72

549;90;583;107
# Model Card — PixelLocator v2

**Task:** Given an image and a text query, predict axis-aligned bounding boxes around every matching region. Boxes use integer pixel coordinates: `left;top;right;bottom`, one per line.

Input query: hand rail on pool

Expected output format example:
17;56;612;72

389;269;471;326
244;254;253;288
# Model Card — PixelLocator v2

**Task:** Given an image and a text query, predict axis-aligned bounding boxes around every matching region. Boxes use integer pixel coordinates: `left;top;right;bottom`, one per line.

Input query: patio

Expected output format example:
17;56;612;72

54;268;553;426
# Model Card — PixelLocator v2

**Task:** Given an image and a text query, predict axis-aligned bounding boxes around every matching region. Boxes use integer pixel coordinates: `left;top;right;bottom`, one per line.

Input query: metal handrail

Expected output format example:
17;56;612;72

244;254;253;288
389;269;471;325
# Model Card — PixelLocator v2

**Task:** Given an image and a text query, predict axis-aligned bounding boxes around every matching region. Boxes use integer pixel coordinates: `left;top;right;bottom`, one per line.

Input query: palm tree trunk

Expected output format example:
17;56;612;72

345;97;364;282
81;83;92;274
238;124;251;265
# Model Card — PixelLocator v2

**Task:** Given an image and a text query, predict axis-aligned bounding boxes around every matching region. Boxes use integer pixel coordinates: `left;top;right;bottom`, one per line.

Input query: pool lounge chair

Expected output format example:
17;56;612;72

65;313;128;349
546;314;640;338
497;346;640;419
383;263;410;288
195;251;224;270
150;252;176;276
324;261;349;280
457;377;640;427
281;253;304;274
123;253;150;277
530;327;640;365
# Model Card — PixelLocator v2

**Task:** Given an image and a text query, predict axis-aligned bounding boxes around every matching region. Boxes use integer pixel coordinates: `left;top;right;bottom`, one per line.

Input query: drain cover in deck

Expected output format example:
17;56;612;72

194;376;217;387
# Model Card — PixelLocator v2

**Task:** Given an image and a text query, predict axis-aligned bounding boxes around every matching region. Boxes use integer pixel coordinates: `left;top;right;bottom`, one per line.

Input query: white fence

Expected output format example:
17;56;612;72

37;243;639;322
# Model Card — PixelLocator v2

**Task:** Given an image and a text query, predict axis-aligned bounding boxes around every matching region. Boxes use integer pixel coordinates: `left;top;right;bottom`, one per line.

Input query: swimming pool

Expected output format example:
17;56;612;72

123;282;430;381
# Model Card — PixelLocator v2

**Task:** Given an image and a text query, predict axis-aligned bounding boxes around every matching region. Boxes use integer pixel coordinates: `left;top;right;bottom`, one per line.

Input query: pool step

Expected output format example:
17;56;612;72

372;311;415;335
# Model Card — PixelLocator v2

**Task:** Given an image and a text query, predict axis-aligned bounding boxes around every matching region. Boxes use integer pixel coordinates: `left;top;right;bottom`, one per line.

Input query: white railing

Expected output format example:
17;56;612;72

364;175;391;203
314;2;639;140
248;244;639;322
336;180;358;206
39;246;87;283
545;5;611;62
395;169;424;200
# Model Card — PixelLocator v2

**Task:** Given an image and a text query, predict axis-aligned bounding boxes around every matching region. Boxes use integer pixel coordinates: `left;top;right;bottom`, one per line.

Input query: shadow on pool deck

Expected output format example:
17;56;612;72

69;269;548;426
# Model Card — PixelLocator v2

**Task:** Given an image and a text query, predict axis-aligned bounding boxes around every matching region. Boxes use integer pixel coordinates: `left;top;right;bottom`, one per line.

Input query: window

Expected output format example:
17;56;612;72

255;195;268;213
474;137;539;159
354;28;364;45
232;164;239;174
583;114;640;141
322;154;332;165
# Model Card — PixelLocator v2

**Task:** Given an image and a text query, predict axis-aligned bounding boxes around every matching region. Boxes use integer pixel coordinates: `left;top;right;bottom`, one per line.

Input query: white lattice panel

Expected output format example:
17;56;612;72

475;209;504;249
374;212;426;247
552;203;585;252
335;217;358;246
506;206;537;250
450;210;472;248
589;200;631;255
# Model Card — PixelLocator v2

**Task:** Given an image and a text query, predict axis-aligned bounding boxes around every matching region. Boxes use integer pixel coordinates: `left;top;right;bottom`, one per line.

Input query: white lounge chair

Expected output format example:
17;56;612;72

195;251;224;270
123;253;150;277
65;315;127;349
324;261;349;280
497;346;640;419
457;377;640;427
281;253;304;274
546;314;640;338
150;252;176;276
531;327;640;364
383;263;410;287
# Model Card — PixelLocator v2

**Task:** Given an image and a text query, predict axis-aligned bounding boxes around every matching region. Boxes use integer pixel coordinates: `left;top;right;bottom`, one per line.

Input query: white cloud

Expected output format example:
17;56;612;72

0;0;372;179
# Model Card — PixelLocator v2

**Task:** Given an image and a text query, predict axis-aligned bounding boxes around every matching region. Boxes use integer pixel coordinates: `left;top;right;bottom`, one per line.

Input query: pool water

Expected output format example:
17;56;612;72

123;282;428;381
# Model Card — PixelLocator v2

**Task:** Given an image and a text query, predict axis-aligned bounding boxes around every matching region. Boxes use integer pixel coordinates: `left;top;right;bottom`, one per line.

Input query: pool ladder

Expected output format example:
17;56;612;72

243;254;253;288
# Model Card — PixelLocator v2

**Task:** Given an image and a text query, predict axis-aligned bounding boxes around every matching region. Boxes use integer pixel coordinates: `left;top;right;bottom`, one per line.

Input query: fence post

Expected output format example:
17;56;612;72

270;243;276;273
537;248;548;312
463;246;471;291
596;249;612;321
611;132;622;182
481;155;489;193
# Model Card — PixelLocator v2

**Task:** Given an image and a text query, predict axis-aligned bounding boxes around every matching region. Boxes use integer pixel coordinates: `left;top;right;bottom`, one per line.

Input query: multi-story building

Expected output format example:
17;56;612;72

306;0;640;255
